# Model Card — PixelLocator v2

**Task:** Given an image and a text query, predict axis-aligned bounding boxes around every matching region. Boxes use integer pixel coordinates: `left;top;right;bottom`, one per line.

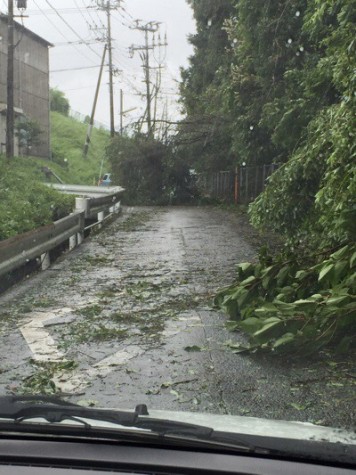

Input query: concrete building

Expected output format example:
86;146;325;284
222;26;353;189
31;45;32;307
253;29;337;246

0;16;52;158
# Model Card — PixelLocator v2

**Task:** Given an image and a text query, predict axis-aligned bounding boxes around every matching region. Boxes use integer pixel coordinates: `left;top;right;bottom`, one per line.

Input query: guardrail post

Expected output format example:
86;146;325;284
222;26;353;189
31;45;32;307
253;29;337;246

97;211;105;229
69;234;77;250
74;203;88;243
77;212;85;245
75;197;90;218
41;252;50;271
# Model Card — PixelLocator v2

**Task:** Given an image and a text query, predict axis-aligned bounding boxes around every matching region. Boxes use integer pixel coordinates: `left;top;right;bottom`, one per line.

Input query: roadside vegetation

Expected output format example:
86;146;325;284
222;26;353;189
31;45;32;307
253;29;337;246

179;0;355;354
0;89;110;241
50;111;110;185
106;134;197;205
49;88;110;186
0;155;74;240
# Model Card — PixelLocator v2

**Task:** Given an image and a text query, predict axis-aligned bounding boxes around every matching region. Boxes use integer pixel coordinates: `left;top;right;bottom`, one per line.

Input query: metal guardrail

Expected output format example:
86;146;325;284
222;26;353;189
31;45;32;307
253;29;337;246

0;212;85;279
45;184;124;198
0;185;124;280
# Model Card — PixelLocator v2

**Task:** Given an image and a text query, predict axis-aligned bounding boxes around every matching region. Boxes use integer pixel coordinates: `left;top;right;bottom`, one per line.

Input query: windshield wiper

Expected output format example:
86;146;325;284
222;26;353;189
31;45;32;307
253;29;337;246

0;395;215;440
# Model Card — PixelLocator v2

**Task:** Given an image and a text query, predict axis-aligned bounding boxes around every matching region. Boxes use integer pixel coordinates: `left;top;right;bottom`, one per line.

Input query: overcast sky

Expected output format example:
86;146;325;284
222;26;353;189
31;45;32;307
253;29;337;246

1;0;196;130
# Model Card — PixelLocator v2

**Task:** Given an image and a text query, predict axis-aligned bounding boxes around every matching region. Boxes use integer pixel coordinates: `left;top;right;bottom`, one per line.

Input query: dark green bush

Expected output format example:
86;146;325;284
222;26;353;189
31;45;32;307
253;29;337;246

0;156;74;241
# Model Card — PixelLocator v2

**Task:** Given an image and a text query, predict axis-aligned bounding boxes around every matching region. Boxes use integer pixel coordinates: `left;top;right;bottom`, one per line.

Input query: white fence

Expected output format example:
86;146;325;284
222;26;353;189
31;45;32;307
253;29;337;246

69;109;110;131
0;186;124;280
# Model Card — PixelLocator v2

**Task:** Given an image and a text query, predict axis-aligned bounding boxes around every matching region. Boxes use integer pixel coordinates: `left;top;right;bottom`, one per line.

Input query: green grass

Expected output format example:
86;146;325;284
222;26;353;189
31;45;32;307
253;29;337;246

50;111;111;185
0;112;112;240
0;155;74;240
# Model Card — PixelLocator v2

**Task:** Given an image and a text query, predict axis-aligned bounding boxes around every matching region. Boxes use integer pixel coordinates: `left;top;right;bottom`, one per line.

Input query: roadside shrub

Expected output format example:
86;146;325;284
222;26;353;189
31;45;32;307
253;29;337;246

107;134;197;205
107;135;165;205
0;155;74;241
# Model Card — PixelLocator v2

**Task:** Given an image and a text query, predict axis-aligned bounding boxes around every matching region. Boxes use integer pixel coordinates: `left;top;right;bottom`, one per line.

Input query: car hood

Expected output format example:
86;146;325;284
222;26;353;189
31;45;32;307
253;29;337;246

136;409;356;445
1;407;354;446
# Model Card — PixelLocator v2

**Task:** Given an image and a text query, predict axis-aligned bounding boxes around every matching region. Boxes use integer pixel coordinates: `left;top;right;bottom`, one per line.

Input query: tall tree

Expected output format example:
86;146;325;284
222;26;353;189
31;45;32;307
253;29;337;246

178;0;235;172
50;89;70;116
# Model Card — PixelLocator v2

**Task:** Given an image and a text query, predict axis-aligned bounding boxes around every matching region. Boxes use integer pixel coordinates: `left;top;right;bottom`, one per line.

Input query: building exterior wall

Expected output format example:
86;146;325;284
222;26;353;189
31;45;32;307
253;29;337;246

0;17;51;158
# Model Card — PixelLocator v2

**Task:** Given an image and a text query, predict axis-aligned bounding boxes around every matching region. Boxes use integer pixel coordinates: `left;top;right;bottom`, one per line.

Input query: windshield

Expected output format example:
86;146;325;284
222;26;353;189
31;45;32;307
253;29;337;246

0;0;355;455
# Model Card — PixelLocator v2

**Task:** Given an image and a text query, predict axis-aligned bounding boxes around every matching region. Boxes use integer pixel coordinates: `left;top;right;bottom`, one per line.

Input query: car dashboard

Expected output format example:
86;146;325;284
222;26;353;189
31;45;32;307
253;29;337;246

0;438;354;475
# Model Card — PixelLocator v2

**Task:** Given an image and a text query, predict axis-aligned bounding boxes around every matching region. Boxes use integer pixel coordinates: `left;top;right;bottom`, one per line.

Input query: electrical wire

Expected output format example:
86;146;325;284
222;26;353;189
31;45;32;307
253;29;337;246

26;8;90;16
120;3;135;22
45;0;102;60
80;0;101;28
74;0;105;46
51;65;101;73
73;0;93;29
88;1;107;31
61;84;98;91
33;0;98;65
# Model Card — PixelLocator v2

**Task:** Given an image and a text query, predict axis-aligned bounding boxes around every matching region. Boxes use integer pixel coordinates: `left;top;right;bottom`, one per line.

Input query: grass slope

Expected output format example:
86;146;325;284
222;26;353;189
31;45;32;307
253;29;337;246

0;112;111;240
50;111;111;185
0;155;74;240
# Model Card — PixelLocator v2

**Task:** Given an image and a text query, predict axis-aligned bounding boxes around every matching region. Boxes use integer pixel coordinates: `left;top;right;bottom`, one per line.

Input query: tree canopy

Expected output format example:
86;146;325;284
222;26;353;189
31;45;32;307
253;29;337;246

50;89;70;116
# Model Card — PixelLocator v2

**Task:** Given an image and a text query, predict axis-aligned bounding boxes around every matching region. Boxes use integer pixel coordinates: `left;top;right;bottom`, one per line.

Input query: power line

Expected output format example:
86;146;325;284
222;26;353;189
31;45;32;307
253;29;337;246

51;65;102;73
26;7;90;16
61;84;99;91
54;40;98;47
87;2;106;31
80;0;101;27
121;3;135;21
33;0;98;65
112;10;134;29
74;0;106;46
45;0;102;60
73;0;92;28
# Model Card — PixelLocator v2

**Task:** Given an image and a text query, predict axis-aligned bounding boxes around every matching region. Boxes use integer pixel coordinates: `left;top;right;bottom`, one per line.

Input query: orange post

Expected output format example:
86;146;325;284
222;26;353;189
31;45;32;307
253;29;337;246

234;167;239;204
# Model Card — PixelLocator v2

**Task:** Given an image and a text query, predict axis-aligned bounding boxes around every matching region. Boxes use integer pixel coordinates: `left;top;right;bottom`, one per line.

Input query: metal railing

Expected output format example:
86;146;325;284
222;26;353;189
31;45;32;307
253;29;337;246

46;184;124;198
0;185;124;279
196;164;279;204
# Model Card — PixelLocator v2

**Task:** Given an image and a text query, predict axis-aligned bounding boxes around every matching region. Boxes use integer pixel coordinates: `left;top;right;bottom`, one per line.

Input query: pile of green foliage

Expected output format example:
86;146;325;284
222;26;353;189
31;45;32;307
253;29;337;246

107;134;197;205
0;155;74;241
205;0;356;354
215;245;355;354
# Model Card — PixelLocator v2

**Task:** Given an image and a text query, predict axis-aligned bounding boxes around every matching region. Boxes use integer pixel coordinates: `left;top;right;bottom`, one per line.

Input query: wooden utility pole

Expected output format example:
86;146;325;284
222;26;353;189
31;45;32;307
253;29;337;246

120;88;123;135
119;92;137;135
6;0;15;159
130;21;167;138
143;28;152;136
106;1;115;137
95;0;120;138
153;67;163;134
83;44;107;158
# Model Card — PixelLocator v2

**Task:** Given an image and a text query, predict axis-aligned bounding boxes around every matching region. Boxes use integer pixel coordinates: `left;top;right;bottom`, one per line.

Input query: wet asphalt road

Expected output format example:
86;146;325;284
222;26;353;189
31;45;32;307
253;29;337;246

0;207;355;428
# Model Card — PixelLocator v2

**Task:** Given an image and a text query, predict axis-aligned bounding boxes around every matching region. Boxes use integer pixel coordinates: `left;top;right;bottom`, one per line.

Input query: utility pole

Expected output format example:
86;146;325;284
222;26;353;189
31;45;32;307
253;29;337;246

143;27;152;136
95;0;121;138
120;88;123;135
106;1;115;137
130;21;167;138
83;44;107;158
6;0;27;159
6;0;14;159
119;90;137;135
153;67;163;133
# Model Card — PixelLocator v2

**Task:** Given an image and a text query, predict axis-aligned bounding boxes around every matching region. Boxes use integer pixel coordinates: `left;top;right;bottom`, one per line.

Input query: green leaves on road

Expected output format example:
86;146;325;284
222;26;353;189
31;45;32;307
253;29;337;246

215;244;356;355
